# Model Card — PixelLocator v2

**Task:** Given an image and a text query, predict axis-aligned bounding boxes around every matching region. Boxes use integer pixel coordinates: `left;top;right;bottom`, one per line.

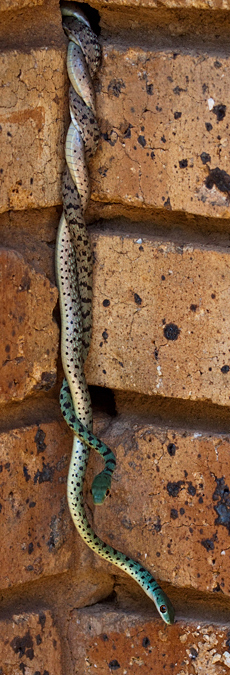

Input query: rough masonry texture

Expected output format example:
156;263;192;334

85;232;230;405
0;248;58;402
0;46;67;212
2;43;230;219
68;605;230;674
0;420;74;588
1;0;230;671
0;610;62;675
92;47;230;218
89;417;230;595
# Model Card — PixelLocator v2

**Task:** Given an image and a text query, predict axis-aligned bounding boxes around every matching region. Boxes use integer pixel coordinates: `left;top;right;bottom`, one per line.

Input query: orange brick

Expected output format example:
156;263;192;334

92;46;230;218
0;419;75;588
1;42;230;219
87;416;230;596
85;232;230;406
0;249;58;402
0;610;62;675
0;0;43;10
68;605;230;674
0;45;67;213
91;0;230;7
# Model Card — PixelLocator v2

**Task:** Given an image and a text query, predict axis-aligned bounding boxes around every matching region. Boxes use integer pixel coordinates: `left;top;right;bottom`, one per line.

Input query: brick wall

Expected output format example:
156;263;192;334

1;0;230;672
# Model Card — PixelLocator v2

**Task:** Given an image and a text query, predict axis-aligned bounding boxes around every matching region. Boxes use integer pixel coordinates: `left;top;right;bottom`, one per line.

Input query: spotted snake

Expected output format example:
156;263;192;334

55;1;174;625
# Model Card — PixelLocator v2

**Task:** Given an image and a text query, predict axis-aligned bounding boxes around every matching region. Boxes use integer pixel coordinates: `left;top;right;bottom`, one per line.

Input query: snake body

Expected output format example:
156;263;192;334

56;2;174;625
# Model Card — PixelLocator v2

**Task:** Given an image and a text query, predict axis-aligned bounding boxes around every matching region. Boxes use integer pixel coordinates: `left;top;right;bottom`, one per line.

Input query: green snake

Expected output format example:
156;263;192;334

55;1;174;625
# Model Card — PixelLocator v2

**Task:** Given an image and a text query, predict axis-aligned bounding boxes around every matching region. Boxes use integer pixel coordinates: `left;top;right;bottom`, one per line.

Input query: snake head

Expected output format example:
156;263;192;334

156;589;175;625
91;471;112;505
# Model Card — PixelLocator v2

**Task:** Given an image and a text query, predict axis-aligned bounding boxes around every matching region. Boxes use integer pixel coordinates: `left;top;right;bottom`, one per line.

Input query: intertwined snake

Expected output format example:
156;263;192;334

55;1;174;625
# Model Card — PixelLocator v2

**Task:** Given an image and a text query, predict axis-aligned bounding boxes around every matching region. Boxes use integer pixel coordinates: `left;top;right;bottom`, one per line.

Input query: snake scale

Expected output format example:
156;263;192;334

55;1;174;625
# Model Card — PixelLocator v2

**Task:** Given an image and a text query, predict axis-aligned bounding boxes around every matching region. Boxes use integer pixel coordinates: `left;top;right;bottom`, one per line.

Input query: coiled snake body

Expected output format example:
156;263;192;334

56;2;174;625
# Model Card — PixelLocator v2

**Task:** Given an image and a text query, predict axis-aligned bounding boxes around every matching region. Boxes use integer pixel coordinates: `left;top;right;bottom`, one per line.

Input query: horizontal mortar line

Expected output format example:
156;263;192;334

0;569;230;626
89;222;230;254
1;387;230;437
0;396;63;434
102;33;230;58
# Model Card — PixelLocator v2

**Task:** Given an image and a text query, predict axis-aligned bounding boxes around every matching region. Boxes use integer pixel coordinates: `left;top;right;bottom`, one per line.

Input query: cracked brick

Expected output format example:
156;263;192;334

68;605;230;674
85;232;230;407
0;610;62;675
0;248;58;402
91;46;230;219
89;416;230;596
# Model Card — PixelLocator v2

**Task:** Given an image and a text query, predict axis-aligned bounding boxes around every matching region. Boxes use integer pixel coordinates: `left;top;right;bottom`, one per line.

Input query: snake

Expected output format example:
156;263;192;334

55;1;175;625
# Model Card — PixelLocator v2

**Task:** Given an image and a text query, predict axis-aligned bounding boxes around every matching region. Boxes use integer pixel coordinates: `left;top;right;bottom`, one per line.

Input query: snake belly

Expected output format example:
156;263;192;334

56;1;175;625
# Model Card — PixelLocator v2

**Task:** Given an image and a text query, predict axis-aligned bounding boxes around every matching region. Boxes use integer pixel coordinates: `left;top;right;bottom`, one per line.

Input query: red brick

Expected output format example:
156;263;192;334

91;47;230;219
68;604;230;674
0;419;75;588
0;609;62;675
0;248;58;402
85;232;230;406
91;0;230;8
88;416;230;596
0;46;67;213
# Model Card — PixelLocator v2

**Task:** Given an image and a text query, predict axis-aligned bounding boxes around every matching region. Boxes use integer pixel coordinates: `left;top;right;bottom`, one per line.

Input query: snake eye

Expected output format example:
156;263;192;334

160;604;167;614
106;488;110;496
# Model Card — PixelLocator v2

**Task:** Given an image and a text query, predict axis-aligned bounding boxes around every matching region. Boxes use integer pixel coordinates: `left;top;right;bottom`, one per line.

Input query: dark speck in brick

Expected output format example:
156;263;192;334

221;365;229;373
154;516;161;532
167;480;184;497
108;79;125;98
167;443;176;456
146;83;153;95
212;104;226;122
102;329;108;342
23;465;31;482
190;648;198;659
35;428;46;454
179;159;188;168
134;293;142;305
205;167;230;194
10;631;34;660
174;111;182;119
200;152;211;165
138;135;146;148
164;323;180;341
213;476;230;532
170;508;178;519
109;660;121;670
38;611;46;630
187;482;196;496
34;462;54;485
201;538;215;551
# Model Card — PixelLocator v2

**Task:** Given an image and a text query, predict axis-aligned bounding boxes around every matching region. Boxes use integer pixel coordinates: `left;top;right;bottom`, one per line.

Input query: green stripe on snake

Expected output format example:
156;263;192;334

55;1;175;625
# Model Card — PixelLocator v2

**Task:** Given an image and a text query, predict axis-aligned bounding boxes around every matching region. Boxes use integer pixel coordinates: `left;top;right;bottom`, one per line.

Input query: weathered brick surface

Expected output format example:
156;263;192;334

0;46;67;213
68;604;230;674
2;44;230;219
1;0;43;10
92;46;230;219
92;0;230;8
90;417;230;594
89;416;230;595
0;248;58;402
0;609;62;675
85;232;230;406
0;419;75;588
